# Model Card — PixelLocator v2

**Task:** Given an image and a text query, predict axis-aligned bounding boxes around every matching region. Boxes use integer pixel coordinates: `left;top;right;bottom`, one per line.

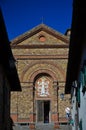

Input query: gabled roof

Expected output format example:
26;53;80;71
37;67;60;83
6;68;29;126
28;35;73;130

11;23;69;46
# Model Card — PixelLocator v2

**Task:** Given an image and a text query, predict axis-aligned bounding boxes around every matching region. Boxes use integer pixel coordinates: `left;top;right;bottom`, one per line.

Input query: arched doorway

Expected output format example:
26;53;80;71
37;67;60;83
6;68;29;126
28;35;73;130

34;73;54;123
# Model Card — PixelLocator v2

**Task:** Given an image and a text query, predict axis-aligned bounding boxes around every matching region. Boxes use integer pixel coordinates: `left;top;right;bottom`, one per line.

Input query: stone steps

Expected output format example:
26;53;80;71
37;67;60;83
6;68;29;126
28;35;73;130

13;123;72;130
35;123;54;130
13;125;29;130
59;125;72;130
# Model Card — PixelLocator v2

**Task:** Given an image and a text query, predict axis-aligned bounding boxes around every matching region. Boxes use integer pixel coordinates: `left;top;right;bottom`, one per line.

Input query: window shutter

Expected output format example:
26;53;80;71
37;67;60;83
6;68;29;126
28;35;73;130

84;65;86;85
76;86;80;107
80;71;84;87
79;119;83;130
82;65;86;93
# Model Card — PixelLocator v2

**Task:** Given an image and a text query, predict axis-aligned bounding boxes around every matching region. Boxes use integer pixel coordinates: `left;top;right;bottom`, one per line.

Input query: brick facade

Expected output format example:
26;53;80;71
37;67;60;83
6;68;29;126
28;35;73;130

10;24;70;126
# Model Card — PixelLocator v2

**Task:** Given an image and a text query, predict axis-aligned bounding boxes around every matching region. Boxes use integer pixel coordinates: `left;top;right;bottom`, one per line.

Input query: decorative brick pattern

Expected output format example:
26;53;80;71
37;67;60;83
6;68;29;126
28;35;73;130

11;24;70;124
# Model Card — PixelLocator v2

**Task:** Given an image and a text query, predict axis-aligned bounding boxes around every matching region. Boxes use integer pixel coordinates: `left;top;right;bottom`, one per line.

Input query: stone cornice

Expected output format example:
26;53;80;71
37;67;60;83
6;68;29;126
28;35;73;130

11;44;69;49
14;55;68;60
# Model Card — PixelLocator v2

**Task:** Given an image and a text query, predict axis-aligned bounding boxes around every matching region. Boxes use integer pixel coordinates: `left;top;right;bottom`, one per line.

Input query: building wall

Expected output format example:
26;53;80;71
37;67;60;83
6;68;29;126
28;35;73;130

79;86;86;130
71;44;86;130
78;45;86;130
11;26;71;124
0;65;11;130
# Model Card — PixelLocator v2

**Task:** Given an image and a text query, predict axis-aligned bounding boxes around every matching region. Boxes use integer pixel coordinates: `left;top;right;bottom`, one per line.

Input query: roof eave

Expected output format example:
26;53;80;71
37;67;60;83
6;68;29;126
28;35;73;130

65;0;86;94
0;8;21;91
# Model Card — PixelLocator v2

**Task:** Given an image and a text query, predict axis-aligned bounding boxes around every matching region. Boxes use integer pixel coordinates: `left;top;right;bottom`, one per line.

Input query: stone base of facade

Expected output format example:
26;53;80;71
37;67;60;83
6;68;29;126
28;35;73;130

29;123;35;129
11;113;30;125
29;113;36;129
11;114;18;122
51;112;60;129
54;122;60;129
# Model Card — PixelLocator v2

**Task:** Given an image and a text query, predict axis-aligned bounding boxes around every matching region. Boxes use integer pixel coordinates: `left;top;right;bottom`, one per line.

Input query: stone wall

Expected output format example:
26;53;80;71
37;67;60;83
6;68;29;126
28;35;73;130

11;26;70;123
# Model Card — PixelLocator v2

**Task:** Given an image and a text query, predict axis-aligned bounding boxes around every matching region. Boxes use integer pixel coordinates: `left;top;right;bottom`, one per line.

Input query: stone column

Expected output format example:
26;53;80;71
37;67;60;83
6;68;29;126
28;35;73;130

29;82;36;129
52;81;59;129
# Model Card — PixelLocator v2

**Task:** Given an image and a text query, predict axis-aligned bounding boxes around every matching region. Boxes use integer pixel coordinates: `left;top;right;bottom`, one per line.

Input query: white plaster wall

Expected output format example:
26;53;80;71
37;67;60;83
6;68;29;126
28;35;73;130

78;83;86;130
78;44;86;130
71;88;77;130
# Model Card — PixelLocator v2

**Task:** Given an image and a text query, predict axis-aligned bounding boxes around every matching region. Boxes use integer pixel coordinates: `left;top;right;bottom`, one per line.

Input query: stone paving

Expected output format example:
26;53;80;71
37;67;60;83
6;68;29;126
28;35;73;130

13;123;72;130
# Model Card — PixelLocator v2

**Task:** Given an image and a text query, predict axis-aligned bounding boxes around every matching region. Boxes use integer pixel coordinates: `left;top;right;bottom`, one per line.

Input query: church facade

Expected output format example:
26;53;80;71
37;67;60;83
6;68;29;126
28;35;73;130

10;24;70;127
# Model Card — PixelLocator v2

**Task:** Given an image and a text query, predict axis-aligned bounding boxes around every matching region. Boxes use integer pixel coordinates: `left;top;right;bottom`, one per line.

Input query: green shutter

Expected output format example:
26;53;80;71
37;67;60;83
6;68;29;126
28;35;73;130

79;119;83;130
82;66;86;93
84;66;86;85
80;71;85;88
79;70;85;93
76;86;80;106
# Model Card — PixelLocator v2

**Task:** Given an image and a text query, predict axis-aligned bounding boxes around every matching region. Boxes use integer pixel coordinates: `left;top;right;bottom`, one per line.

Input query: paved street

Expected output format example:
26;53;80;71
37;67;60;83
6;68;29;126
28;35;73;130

13;123;72;130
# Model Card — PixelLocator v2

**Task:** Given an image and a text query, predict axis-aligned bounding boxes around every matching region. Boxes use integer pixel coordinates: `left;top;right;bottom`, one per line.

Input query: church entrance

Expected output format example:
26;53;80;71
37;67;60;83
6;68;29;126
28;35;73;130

37;100;50;123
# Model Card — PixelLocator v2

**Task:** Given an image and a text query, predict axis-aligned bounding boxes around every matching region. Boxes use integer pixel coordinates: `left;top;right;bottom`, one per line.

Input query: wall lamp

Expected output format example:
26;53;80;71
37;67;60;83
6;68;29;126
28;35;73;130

60;93;64;100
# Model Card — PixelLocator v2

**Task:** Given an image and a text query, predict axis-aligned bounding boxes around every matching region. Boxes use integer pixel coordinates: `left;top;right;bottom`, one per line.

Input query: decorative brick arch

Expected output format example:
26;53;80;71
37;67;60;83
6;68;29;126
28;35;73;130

20;61;65;82
29;69;57;82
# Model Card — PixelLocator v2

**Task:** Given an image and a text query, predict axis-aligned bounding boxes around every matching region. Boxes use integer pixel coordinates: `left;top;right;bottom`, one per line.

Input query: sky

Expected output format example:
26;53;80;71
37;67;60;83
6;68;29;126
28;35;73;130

0;0;73;40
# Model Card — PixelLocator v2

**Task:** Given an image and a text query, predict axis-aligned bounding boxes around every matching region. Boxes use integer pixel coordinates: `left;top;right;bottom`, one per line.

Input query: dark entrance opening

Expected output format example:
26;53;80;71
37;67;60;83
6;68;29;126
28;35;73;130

37;100;50;123
44;101;50;123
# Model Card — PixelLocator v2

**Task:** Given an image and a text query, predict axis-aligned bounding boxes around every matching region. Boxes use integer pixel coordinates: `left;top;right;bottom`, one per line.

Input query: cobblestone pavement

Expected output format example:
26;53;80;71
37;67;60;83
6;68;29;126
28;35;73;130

13;123;72;130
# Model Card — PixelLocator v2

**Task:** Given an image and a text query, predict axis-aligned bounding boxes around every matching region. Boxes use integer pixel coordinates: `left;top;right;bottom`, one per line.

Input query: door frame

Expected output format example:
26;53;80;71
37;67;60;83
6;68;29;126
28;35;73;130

36;100;51;123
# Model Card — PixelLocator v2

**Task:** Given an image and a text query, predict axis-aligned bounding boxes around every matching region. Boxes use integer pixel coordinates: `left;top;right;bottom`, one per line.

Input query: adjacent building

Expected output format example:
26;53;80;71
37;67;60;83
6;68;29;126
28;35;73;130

65;0;86;130
0;9;21;130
